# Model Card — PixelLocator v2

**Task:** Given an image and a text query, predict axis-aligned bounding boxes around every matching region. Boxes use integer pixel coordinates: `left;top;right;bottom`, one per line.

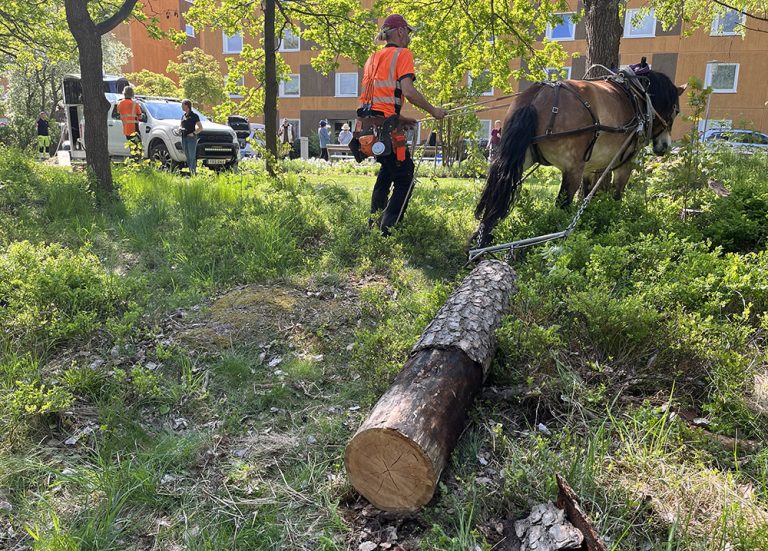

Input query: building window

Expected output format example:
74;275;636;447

226;74;245;98
546;13;576;41
705;63;739;93
185;24;195;37
279;28;300;51
335;72;358;97
624;9;656;38
468;71;493;97
279;74;300;97
478;119;492;141
545;66;572;81
223;32;243;54
711;9;745;35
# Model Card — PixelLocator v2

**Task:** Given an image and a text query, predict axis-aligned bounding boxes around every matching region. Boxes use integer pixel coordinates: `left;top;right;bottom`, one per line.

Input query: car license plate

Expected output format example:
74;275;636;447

208;159;227;165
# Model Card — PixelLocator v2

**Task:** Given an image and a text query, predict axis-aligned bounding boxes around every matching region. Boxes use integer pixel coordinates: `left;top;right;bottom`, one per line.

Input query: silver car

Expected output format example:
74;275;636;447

702;129;768;152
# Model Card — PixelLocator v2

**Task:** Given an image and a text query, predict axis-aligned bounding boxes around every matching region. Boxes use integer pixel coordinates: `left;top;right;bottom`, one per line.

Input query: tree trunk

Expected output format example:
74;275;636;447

65;0;113;193
64;0;136;193
263;0;278;175
583;0;623;77
345;260;517;512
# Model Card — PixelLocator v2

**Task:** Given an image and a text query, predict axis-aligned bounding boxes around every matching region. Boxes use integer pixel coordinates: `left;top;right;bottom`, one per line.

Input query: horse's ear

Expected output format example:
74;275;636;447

677;83;688;96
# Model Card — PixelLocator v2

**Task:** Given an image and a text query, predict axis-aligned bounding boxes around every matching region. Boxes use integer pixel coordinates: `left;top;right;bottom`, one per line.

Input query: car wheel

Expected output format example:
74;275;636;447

150;142;177;171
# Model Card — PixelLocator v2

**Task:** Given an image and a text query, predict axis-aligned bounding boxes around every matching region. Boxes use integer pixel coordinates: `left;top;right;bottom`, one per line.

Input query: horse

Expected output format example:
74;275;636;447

473;68;686;247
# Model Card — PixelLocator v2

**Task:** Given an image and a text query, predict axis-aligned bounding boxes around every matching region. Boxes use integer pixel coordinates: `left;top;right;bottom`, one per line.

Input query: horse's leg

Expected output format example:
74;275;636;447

556;166;585;208
612;164;633;200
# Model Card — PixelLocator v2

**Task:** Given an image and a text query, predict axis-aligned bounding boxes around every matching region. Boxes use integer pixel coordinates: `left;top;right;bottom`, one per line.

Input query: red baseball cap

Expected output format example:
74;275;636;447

381;14;414;33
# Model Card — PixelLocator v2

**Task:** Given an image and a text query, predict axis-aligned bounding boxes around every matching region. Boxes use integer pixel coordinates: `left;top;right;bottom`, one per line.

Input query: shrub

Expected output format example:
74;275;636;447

0;241;131;351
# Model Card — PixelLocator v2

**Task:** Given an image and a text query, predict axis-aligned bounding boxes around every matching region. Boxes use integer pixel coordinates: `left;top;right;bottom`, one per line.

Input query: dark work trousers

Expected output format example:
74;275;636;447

370;151;415;235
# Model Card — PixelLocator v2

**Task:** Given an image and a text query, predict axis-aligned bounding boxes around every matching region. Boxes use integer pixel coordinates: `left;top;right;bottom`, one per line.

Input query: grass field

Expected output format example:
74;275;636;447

0;146;767;550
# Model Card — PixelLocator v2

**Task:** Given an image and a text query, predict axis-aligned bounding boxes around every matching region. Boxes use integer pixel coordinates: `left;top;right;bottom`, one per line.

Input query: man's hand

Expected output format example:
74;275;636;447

431;107;448;120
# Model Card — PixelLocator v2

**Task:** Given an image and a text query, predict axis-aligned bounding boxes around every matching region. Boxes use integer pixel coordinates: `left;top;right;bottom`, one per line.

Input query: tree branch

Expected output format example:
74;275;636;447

96;0;139;34
712;0;768;22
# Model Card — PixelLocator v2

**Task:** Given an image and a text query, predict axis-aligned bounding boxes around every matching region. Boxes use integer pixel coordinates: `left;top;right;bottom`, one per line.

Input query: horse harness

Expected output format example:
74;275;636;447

529;71;656;167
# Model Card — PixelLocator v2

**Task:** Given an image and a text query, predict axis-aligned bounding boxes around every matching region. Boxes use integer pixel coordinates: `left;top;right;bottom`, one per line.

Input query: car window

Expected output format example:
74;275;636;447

142;101;208;121
756;134;768;145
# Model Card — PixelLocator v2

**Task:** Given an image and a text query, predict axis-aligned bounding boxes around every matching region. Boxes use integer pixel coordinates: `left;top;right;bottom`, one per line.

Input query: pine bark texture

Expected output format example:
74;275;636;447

583;0;622;77
345;260;517;512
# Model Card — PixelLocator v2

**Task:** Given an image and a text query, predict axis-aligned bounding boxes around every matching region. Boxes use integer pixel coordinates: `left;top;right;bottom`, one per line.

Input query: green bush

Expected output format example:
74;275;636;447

0;241;131;350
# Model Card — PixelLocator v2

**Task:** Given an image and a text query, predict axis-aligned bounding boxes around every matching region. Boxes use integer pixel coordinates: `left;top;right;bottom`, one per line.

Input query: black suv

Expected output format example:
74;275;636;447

227;116;251;149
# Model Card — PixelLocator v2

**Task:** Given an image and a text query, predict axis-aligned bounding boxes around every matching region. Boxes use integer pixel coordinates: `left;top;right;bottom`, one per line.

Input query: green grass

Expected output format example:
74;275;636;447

0;146;767;549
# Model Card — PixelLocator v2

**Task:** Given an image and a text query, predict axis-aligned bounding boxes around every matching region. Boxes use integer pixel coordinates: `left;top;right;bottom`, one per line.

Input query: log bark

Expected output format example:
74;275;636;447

345;260;517;512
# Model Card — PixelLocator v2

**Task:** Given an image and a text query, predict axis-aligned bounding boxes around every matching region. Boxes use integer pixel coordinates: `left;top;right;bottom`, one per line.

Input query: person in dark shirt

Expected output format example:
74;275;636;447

179;99;203;175
36;112;50;160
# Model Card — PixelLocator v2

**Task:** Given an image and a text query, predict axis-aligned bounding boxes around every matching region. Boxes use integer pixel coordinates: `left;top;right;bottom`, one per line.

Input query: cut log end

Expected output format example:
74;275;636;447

345;427;436;512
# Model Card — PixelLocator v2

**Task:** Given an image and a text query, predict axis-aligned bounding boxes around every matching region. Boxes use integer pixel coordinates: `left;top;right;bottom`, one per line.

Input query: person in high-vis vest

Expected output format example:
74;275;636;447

359;14;447;235
117;86;143;161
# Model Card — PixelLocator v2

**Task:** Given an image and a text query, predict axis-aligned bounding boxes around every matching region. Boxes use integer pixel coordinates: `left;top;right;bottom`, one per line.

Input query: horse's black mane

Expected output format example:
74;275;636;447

646;70;678;113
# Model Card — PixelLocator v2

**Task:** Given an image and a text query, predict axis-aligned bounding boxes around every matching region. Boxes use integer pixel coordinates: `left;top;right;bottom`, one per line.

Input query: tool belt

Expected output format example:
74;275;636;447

348;114;415;163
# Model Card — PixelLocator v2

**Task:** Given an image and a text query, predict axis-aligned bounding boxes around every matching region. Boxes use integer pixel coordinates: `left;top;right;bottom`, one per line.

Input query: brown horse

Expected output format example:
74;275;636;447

474;70;685;246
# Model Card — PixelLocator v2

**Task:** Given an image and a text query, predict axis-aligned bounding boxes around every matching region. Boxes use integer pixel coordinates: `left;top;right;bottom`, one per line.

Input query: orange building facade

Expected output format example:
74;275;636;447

119;1;768;140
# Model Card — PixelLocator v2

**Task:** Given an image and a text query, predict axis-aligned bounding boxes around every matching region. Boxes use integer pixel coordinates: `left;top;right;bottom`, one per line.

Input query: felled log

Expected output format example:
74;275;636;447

345;260;517;512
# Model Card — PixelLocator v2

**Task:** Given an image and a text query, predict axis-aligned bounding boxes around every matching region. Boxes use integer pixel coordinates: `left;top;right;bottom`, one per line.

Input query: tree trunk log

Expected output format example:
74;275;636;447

583;0;622;77
345;260;517;512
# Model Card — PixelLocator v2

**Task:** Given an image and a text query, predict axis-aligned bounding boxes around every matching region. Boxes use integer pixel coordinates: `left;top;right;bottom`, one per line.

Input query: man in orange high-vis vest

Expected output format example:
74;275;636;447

359;14;447;236
117;86;143;161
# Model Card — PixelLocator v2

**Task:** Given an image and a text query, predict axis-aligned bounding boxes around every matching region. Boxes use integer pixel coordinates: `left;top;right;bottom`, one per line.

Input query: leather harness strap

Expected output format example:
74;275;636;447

530;79;648;165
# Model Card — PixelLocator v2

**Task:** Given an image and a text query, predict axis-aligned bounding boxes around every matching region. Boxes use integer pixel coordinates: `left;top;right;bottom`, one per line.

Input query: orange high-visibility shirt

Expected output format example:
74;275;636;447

359;45;416;117
117;98;142;136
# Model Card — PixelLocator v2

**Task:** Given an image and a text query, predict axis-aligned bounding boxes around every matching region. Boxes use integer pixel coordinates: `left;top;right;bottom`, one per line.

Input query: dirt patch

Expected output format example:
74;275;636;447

177;280;364;354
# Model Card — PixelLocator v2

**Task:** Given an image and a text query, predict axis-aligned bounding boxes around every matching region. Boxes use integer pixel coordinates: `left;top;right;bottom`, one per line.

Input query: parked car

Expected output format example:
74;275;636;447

106;93;239;171
227;115;251;149
701;129;768;152
240;123;266;159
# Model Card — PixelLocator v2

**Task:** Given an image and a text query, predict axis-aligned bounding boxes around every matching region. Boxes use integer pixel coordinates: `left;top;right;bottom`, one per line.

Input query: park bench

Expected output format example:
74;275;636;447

326;144;354;161
411;144;441;163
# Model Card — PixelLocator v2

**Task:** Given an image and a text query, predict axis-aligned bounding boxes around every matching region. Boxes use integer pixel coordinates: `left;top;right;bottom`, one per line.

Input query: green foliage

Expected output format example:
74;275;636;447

0;145;767;549
126;69;181;98
0;241;131;351
167;48;226;112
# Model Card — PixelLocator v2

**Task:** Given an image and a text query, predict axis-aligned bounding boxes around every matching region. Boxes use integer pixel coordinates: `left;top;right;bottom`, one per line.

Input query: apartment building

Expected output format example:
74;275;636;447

120;1;768;140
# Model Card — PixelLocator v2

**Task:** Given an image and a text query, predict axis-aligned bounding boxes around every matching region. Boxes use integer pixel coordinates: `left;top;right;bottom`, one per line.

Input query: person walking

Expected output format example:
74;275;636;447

117;86;143;161
180;99;203;176
359;14;447;235
36;112;50;161
318;120;331;161
488;119;502;163
338;123;353;145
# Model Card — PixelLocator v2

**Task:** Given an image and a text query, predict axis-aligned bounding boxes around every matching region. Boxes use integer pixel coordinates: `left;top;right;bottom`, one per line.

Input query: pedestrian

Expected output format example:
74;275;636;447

117;86;143;161
359;14;447;235
338;123;353;146
180;99;203;175
277;118;294;157
318;120;330;161
36;111;50;160
488;119;502;163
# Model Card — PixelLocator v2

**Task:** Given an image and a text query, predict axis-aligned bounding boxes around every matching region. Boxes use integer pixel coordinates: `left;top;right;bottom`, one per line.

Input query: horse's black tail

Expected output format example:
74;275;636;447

474;104;538;235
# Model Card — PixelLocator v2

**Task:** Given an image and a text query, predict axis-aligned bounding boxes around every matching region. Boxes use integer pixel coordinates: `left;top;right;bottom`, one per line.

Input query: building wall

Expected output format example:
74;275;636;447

117;0;181;75
119;2;768;140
